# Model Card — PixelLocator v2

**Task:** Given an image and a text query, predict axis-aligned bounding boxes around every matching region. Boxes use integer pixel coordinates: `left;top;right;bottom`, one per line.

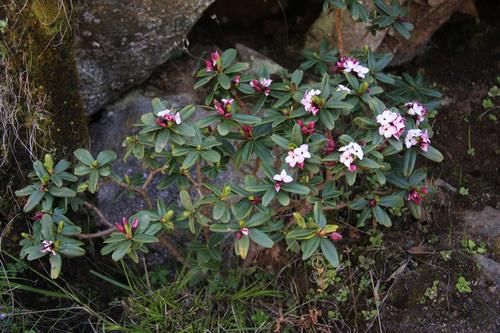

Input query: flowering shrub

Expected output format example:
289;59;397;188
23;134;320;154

14;44;443;278
15;2;443;279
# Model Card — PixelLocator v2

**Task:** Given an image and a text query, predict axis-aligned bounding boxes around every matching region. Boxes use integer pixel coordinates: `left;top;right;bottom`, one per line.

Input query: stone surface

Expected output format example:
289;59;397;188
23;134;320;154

235;43;286;76
74;0;214;115
305;0;476;65
305;0;387;54
380;0;466;65
474;254;500;287
461;206;500;258
89;88;195;219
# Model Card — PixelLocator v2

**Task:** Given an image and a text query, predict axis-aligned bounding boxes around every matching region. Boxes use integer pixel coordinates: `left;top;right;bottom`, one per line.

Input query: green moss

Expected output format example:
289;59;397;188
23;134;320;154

5;0;88;159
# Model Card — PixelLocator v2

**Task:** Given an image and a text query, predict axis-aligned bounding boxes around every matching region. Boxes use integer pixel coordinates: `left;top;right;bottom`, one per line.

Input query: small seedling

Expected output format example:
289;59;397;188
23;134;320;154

455;276;472;293
440;250;452;261
462;239;487;254
420;280;439;303
459;187;469;196
482;98;494;110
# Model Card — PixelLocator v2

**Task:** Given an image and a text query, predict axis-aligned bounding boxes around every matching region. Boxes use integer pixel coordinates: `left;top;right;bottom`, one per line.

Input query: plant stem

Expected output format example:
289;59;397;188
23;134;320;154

77;228;114;239
158;235;186;264
82;201;113;228
142;167;163;190
335;8;344;56
110;178;153;208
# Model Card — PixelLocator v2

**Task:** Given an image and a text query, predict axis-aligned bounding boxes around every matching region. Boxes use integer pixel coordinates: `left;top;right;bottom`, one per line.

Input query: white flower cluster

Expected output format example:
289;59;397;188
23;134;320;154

301;89;322;115
285;144;311;168
339;142;364;172
376;110;406;140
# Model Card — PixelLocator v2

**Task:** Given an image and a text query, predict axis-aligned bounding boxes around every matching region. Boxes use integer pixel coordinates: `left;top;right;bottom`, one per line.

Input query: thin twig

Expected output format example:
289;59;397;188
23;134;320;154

77;228;114;239
158;235;186;264
183;171;203;198
141;168;163;190
109;178;153;208
83;201;113;228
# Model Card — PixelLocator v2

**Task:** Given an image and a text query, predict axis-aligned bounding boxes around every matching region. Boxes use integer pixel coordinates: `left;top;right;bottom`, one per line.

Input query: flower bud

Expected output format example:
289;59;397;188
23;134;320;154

57;221;64;234
44;154;54;174
293;212;306;229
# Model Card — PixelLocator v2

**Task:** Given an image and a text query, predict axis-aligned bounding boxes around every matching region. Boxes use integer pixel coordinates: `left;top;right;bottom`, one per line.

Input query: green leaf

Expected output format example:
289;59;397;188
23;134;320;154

225;62;249;74
281;183;310;195
111;241;132;261
270;134;289;149
320;238;339;267
88;170;99;193
419;146;444;162
210;224;238;232
213;201;226;220
73;149;94;165
231;114;261;125
276;191;290;206
151;97;166;114
182;151;199;169
41;214;54;239
319;109;335;130
235;235;250;259
33;161;49;182
15;185;36;197
286;229;316;240
246;212;270;228
49;254;62;279
201;150;220;163
262;188;276;207
291;69;303;85
194;74;215;89
378;195;403;208
345;170;357;186
132;234;159;243
301;237;320;260
50;174;63;187
357;158;380;169
408;201;422;220
373;206;392;227
314;202;327;228
248;228;274;248
48;187;76;198
291;123;303;145
155;130;170;152
403;149;417;177
180;190;193;210
74;164;92;176
221;48;237;68
24;190;44;212
97;150;117;165
217;121;232;136
218;73;231;90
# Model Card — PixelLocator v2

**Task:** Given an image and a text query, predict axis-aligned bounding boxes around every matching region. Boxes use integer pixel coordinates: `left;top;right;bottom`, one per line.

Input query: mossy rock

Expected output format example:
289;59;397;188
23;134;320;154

4;0;89;159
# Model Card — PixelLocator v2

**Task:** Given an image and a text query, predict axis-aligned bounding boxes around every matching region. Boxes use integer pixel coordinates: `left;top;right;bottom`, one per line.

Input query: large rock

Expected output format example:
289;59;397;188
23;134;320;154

305;0;387;54
74;0;214;115
305;0;476;65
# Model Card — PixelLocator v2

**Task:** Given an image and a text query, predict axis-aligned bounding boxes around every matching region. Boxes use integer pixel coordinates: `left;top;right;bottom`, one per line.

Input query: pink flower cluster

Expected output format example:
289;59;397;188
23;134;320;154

214;98;234;119
250;78;272;96
407;186;428;205
339;142;364;173
285;144;311;169
333;56;369;79
376;110;406;140
205;51;221;72
405;129;430;152
297;120;316;135
115;216;139;240
301;89;322;115
405;101;427;125
330;232;343;241
155;109;182;128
